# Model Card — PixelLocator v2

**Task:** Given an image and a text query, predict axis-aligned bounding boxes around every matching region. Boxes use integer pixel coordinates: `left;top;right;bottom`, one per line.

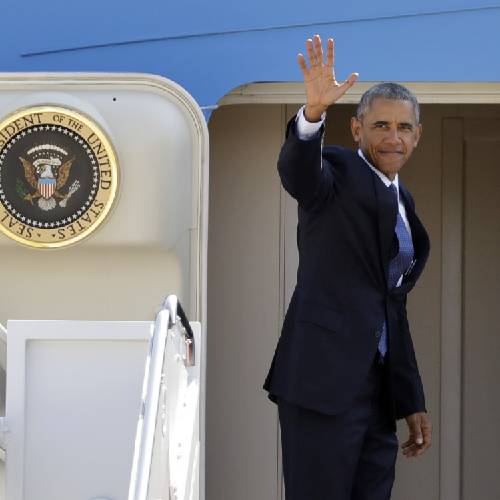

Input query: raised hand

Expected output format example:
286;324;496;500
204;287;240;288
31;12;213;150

298;35;358;122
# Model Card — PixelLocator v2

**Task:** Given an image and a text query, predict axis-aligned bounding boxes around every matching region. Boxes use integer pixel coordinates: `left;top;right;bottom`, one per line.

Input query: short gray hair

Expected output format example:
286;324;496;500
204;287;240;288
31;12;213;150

356;82;420;123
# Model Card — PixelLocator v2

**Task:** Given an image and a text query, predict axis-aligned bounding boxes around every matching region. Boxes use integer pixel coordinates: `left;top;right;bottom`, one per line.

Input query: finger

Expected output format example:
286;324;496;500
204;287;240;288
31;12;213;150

326;38;334;69
306;38;317;67
403;446;418;457
313;34;324;65
401;436;414;447
403;443;421;457
403;449;418;457
422;424;432;447
406;449;421;458
401;439;414;450
336;72;359;96
421;433;432;451
346;72;359;86
297;53;308;75
417;440;431;454
403;433;431;457
412;444;428;457
402;430;425;449
402;441;418;453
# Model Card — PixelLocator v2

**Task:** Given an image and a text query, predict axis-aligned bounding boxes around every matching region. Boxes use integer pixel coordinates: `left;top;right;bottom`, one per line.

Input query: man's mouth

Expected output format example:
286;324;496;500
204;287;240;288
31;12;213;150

378;150;404;155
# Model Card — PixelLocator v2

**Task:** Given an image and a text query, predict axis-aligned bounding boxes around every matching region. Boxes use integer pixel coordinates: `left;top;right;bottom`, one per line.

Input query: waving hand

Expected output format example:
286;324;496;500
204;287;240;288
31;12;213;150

298;35;358;122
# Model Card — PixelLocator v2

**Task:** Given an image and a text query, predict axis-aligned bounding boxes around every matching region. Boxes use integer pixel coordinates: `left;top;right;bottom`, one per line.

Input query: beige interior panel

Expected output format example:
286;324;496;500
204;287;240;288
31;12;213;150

0;247;183;322
462;134;500;500
207;104;283;500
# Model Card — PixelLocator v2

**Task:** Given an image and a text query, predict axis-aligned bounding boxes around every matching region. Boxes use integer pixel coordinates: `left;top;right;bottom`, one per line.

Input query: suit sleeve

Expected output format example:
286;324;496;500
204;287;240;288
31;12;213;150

393;303;427;419
277;116;343;211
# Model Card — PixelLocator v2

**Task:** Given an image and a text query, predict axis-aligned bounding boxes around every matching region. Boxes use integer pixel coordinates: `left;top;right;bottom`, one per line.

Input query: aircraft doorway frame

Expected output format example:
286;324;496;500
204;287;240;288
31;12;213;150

215;81;500;500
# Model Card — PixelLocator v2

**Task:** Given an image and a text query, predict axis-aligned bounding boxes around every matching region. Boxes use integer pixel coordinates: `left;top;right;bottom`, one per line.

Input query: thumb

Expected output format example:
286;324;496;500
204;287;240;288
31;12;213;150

343;72;359;88
413;419;424;445
338;72;359;94
335;73;359;103
347;72;359;85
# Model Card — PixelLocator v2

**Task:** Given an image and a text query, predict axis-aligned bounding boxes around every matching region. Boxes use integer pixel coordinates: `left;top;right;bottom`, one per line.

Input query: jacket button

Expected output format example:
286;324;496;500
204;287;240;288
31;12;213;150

375;330;382;339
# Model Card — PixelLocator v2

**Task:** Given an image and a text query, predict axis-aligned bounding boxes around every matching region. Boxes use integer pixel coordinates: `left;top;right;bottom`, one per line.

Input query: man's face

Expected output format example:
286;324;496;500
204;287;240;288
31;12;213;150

350;98;422;180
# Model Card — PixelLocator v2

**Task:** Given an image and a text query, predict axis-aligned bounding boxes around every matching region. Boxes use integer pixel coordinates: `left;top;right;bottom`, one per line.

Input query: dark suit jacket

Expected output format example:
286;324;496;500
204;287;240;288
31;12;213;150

264;118;430;420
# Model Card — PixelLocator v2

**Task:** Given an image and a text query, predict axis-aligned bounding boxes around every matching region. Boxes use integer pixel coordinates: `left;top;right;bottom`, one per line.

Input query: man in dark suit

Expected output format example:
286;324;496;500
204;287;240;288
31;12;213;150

264;35;432;499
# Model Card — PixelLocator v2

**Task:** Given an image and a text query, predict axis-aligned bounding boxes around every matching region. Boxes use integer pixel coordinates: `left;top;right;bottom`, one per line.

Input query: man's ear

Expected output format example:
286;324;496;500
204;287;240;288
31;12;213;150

414;123;423;147
351;116;361;142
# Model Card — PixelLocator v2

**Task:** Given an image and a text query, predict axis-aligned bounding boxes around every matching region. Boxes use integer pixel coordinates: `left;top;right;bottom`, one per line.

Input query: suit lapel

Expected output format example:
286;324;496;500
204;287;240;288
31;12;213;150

371;171;398;287
363;158;428;293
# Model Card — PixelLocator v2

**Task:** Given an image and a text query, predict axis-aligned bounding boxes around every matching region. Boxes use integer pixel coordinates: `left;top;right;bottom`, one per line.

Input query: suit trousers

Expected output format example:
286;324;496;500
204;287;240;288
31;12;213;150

278;355;398;500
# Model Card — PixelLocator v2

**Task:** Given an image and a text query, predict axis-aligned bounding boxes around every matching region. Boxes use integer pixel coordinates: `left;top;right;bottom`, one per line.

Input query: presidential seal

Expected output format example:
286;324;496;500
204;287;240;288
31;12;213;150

0;106;118;247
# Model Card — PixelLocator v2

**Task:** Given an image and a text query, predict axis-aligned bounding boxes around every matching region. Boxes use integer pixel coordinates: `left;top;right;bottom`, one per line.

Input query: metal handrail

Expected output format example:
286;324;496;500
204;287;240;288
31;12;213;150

0;323;7;342
128;306;170;500
128;294;197;500
164;295;195;367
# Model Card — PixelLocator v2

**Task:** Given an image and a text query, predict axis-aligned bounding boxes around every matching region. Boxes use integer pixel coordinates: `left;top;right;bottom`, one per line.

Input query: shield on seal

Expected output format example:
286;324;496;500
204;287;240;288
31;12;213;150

38;177;56;199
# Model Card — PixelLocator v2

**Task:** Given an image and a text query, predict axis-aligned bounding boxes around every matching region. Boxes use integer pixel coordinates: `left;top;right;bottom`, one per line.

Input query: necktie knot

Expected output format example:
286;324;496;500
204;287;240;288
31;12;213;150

388;183;398;203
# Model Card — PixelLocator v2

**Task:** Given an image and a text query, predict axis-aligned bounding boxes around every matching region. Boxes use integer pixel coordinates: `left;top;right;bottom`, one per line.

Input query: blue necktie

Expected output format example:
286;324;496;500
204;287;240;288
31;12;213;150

378;184;414;358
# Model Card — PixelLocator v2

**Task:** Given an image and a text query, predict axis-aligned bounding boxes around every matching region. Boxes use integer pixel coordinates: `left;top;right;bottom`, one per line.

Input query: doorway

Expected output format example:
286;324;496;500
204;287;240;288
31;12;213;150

207;95;500;500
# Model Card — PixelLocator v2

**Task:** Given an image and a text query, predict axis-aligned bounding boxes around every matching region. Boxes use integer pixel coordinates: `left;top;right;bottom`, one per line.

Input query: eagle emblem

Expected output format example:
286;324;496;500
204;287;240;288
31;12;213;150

0;105;118;248
18;144;80;211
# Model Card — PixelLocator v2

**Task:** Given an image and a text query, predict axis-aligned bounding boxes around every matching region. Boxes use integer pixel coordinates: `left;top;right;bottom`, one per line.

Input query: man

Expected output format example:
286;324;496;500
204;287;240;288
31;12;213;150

264;35;432;500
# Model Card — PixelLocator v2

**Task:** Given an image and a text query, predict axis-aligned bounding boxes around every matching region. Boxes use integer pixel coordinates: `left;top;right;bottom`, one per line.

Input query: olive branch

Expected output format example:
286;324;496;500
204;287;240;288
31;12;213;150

16;178;29;199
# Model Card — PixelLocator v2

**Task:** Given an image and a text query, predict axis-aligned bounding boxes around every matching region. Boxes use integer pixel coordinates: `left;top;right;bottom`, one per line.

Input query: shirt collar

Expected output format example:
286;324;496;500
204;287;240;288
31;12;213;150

357;148;399;195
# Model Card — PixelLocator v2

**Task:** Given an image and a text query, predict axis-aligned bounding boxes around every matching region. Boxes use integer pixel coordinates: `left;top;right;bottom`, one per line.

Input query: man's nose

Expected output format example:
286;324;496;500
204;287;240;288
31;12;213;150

384;126;402;143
